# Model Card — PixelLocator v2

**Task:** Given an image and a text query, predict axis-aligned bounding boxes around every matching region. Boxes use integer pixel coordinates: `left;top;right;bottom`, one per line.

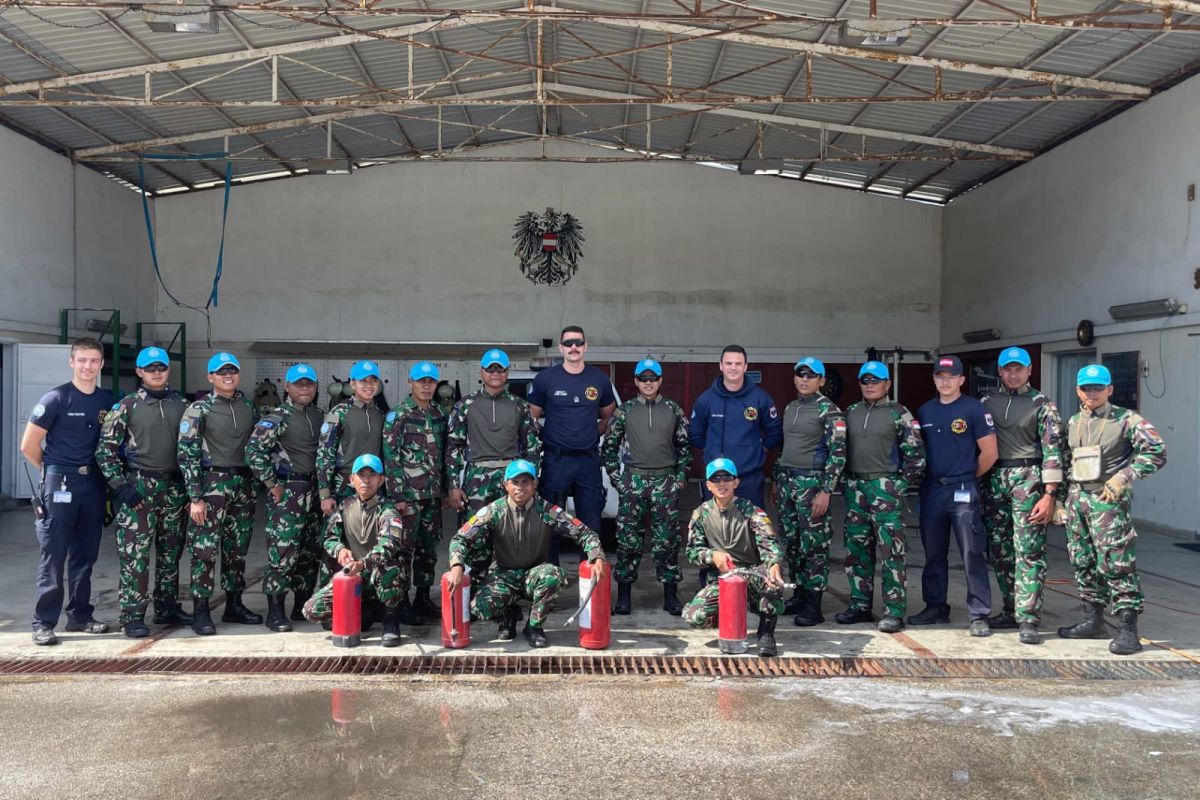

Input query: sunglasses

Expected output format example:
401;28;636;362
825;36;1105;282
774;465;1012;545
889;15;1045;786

141;364;168;373
709;475;736;484
214;366;240;376
795;371;820;379
561;338;586;348
858;376;884;385
635;374;661;382
484;365;509;374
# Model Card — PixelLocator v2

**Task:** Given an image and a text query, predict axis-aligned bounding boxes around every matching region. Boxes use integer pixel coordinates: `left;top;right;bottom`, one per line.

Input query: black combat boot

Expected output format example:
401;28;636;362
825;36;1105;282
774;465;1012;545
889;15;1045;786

783;587;807;616
988;604;1019;629
264;595;292;632
153;605;193;626
412;587;441;620
523;621;549;648
662;583;683;616
192;598;216;636
614;583;633;615
793;590;825;627
123;616;150;639
1057;601;1107;639
835;605;874;625
381;606;402;648
1019;622;1042;645
1108;610;1142;655
756;615;778;657
221;592;263;625
394;596;422;626
497;606;519;641
289;590;311;622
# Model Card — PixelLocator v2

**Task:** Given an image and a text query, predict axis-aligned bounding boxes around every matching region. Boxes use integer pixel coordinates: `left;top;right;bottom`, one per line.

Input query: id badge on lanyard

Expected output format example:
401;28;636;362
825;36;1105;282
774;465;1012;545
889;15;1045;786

52;476;73;504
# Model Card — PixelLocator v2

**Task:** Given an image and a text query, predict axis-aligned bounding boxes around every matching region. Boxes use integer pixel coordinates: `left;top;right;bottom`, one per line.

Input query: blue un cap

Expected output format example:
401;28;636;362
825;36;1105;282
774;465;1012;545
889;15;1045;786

504;459;538;481
635;358;662;377
794;357;825;377
207;352;240;373
858;361;890;380
705;458;738;479
351;454;383;475
409;361;439;381
998;347;1032;368
286;363;317;383
349;360;380;381
1077;364;1112;387
136;347;169;369
481;349;510;369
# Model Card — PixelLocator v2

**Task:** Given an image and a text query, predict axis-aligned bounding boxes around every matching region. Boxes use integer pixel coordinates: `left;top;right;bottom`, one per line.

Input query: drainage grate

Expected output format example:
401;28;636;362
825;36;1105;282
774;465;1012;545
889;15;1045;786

0;655;1197;680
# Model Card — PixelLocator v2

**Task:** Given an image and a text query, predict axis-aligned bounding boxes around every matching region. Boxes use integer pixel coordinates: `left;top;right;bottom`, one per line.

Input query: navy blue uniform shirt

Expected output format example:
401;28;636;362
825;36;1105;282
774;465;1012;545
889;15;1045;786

917;394;994;479
29;382;115;467
528;364;615;451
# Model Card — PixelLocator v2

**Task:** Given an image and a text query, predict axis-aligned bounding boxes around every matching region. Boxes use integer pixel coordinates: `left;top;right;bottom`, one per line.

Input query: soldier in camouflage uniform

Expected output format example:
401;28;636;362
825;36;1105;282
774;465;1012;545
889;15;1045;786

246;363;325;633
836;361;925;633
683;459;785;657
303;455;412;647
95;346;191;638
383;361;448;620
980;347;1064;645
1057;364;1166;655
445;349;541;582
447;459;606;648
770;357;846;627
178;352;261;636
601;358;691;616
316;360;386;515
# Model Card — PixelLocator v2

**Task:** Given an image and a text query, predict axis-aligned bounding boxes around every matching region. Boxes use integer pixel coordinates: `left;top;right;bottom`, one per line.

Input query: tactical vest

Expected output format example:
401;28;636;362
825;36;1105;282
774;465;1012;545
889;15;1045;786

700;501;761;568
779;395;827;470
622;397;677;470
846;401;900;475
125;391;185;471
204;394;253;468
983;388;1043;460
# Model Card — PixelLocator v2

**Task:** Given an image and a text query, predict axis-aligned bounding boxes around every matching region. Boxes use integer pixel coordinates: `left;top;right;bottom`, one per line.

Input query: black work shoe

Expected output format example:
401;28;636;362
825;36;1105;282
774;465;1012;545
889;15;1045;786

662;583;683;616
123;618;150;639
793;590;825;627
192;599;216;636
969;618;992;637
153;606;192;626
32;625;59;646
877;615;904;633
835;606;874;625
614;582;633;615
988;609;1019;629
497;607;519;641
395;598;422;626
264;595;292;633
756;615;779;658
1108;610;1142;655
523;621;548;649
1019;622;1042;645
381;608;402;648
221;592;263;625
907;604;951;626
412;588;441;620
1057;601;1108;639
289;590;311;622
783;588;807;616
64;618;110;634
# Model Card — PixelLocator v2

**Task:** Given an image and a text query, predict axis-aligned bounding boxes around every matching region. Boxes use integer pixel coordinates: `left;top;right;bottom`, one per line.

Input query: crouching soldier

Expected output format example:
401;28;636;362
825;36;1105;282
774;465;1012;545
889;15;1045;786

682;458;786;657
303;455;412;647
446;459;606;649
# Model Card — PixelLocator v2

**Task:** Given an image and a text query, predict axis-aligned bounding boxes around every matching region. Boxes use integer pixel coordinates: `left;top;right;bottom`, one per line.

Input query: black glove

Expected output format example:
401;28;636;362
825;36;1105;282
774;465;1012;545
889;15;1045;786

115;484;143;509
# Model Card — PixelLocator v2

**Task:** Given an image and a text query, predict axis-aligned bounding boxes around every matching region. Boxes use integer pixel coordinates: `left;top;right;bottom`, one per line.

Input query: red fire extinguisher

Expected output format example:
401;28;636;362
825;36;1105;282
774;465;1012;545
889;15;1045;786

440;570;471;649
718;573;748;654
577;559;611;650
331;566;362;648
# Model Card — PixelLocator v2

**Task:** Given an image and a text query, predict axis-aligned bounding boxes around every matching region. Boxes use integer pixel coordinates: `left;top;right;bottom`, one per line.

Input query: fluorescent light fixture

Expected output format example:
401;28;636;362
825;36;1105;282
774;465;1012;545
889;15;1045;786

1108;298;1186;322
143;6;219;33
738;158;784;175
308;158;355;175
839;19;912;47
961;328;1001;343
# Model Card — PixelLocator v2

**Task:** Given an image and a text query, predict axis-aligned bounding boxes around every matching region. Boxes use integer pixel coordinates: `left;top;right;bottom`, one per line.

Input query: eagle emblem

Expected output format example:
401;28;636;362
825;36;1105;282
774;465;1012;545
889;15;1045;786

513;208;585;286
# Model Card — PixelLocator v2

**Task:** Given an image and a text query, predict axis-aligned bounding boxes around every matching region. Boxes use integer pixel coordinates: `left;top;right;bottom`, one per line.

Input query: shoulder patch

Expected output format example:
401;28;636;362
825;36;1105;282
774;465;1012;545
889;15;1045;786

768;406;778;420
983;413;994;426
386;411;396;423
179;420;191;434
320;422;331;435
32;403;46;418
256;420;276;429
111;403;122;411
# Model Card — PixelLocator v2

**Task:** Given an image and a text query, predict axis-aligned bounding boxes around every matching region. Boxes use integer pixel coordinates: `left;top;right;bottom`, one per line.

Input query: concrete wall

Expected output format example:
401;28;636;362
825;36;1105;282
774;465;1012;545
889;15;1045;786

942;74;1200;534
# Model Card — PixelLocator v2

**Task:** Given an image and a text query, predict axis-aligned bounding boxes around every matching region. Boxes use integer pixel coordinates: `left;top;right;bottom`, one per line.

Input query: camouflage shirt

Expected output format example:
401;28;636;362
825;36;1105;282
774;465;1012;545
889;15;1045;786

844;399;925;489
601;395;692;483
177;391;257;501
96;386;186;490
449;495;603;571
245;398;325;489
1064;402;1166;488
981;384;1064;484
316;397;385;500
685;496;783;570
445;388;540;489
324;493;410;565
775;393;847;493
382;395;448;502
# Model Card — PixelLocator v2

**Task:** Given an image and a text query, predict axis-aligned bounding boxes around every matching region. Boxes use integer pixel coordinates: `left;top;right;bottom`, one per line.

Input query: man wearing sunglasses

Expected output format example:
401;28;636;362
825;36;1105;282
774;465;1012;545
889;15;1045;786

527;326;616;565
837;361;925;633
1058;364;1166;655
601;358;692;615
178;352;262;635
771;357;846;627
96;347;191;638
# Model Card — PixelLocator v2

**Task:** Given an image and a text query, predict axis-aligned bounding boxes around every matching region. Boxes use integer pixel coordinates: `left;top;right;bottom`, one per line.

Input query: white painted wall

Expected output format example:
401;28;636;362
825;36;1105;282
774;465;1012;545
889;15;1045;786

942;73;1200;534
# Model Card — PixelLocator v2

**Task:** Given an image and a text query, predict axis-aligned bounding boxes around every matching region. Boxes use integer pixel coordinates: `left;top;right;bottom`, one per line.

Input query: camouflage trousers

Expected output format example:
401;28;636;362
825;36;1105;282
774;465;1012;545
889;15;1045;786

471;564;566;627
775;470;833;592
114;471;188;624
682;572;784;628
614;471;682;585
843;476;908;619
187;471;257;600
263;478;323;597
983;466;1047;623
406;498;443;589
1064;484;1144;613
303;559;409;622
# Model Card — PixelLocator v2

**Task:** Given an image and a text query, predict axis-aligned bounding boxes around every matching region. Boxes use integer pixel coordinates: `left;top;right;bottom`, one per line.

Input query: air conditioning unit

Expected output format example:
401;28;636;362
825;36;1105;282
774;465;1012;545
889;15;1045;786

1108;298;1185;321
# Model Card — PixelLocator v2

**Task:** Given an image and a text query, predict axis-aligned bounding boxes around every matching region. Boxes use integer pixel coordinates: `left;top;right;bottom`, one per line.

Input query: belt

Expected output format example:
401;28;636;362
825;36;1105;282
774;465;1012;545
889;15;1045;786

277;471;317;482
471;459;512;469
544;445;596;457
208;466;252;477
934;472;977;486
777;465;821;477
848;471;894;480
629;466;673;476
996;458;1040;468
132;468;181;480
44;464;95;475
